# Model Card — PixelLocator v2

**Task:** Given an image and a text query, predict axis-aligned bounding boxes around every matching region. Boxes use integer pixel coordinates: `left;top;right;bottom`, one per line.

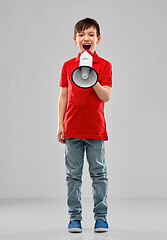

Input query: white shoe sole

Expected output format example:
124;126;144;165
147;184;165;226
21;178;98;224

68;228;82;233
94;228;108;232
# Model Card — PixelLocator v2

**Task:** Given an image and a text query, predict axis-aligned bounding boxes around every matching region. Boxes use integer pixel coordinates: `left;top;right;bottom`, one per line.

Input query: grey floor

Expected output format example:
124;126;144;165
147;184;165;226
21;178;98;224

0;198;167;240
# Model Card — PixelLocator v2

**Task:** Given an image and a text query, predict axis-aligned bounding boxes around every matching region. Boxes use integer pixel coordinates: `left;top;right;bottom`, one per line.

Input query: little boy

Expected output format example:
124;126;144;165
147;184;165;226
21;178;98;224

57;18;112;233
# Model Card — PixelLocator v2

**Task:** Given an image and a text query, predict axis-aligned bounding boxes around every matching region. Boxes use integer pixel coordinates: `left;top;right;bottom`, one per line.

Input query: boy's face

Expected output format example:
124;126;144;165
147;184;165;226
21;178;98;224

73;26;101;54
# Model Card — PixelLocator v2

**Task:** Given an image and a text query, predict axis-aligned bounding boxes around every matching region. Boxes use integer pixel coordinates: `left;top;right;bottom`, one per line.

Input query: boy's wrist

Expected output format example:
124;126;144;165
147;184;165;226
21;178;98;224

93;82;100;89
58;121;64;126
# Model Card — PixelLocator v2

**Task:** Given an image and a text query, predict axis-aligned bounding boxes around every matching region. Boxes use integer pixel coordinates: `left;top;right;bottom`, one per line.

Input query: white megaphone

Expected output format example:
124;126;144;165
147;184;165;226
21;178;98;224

71;50;98;88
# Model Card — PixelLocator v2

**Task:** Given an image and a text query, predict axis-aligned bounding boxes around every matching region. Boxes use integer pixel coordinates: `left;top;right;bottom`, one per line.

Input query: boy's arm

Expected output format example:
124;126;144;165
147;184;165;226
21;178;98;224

93;83;111;102
57;87;68;144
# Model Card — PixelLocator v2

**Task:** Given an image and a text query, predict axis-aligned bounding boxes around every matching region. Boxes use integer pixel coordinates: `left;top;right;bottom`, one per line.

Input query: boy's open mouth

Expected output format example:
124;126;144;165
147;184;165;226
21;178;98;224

83;44;91;50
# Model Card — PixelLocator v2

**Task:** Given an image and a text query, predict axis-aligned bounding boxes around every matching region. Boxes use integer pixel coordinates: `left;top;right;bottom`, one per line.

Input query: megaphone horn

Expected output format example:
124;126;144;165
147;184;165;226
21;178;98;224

71;51;98;89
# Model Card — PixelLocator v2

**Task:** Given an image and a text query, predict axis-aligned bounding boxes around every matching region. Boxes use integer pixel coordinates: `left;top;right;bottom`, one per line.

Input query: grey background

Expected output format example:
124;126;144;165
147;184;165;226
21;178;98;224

0;0;167;199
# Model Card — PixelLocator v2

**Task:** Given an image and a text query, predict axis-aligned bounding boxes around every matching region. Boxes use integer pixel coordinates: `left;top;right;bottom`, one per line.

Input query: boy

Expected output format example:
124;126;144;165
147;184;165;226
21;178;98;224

57;18;112;233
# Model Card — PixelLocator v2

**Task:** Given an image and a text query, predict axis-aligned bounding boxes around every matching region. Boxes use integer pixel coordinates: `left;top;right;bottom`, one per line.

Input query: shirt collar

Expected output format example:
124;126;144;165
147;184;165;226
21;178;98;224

75;51;99;63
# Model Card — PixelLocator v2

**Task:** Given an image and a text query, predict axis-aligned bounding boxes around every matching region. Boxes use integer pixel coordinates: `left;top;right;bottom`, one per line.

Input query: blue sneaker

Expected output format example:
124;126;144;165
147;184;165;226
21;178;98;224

94;219;109;232
68;220;82;233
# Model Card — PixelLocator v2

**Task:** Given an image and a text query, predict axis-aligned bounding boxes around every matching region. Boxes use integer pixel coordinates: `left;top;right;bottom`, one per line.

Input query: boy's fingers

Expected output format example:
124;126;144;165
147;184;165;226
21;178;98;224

59;136;65;144
57;131;65;144
57;132;61;142
61;132;65;144
59;138;65;144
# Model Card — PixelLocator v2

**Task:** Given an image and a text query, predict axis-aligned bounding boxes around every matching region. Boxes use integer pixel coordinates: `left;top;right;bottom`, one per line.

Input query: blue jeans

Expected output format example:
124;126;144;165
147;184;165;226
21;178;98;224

65;138;108;221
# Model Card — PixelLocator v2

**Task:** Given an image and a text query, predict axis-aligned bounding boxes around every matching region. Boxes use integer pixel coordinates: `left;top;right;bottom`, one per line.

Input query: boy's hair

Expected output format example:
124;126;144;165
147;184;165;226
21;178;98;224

74;17;100;38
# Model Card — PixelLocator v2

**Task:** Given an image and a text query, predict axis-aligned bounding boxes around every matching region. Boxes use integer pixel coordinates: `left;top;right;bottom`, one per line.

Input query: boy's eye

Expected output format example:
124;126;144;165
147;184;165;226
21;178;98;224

78;33;95;37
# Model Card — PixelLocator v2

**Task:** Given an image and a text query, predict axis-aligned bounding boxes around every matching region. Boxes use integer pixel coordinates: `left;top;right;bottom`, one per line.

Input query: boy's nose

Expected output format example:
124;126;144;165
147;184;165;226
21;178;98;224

84;35;89;40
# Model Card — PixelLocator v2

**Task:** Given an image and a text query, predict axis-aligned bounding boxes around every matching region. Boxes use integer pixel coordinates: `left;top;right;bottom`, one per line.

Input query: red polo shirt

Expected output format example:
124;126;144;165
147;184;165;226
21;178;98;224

59;51;112;141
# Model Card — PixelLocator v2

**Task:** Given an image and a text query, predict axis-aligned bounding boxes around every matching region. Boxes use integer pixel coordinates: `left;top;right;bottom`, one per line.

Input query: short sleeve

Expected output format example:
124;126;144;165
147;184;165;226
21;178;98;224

59;62;68;87
100;61;112;87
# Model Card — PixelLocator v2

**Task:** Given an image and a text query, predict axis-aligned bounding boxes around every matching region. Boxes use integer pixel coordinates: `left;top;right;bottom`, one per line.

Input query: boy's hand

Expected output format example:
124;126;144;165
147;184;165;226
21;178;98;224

57;124;65;144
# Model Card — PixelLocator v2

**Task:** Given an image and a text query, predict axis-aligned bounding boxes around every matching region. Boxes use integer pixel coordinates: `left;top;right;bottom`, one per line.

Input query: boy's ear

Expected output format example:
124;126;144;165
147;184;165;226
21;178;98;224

73;36;77;45
96;36;101;44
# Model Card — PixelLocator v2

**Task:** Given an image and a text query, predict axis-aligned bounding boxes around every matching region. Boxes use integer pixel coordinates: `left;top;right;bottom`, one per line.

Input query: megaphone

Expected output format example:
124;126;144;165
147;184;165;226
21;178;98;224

71;50;98;88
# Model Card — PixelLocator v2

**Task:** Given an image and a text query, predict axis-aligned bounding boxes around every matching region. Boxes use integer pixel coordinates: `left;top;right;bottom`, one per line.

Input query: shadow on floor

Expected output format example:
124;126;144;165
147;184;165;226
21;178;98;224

0;227;167;240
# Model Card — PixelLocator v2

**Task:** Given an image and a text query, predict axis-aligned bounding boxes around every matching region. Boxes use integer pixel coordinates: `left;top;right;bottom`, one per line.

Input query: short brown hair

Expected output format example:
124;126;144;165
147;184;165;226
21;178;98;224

74;18;100;38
